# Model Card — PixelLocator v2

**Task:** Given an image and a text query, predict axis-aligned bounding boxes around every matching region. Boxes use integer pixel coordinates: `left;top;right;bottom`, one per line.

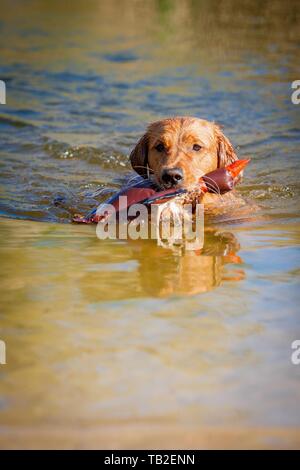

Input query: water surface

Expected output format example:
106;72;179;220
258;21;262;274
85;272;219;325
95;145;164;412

0;0;299;448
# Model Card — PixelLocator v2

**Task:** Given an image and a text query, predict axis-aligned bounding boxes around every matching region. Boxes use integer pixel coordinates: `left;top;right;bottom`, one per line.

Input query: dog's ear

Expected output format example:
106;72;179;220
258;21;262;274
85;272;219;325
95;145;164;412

130;133;149;177
215;125;238;168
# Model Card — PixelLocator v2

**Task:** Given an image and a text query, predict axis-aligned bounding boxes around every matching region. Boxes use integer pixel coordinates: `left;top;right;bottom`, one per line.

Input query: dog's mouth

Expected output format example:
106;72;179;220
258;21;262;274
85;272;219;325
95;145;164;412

154;180;183;192
161;181;184;191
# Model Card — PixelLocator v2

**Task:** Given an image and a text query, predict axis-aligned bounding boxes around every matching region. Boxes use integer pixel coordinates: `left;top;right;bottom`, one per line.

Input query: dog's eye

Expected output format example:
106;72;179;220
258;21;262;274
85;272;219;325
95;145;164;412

193;144;202;151
155;143;165;152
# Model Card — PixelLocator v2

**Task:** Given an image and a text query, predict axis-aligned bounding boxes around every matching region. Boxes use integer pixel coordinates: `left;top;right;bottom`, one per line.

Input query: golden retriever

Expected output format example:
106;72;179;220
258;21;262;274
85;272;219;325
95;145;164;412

130;116;241;208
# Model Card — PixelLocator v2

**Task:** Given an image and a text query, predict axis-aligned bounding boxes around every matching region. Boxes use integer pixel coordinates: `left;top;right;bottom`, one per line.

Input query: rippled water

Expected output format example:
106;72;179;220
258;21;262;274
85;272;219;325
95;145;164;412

0;0;300;449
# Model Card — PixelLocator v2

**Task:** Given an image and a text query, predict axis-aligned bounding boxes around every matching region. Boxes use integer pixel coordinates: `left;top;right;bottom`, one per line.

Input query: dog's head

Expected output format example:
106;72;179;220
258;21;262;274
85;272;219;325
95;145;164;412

130;117;238;190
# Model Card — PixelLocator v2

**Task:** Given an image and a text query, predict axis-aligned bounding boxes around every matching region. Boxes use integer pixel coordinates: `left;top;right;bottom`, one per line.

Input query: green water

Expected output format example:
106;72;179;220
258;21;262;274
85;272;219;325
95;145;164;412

0;0;299;448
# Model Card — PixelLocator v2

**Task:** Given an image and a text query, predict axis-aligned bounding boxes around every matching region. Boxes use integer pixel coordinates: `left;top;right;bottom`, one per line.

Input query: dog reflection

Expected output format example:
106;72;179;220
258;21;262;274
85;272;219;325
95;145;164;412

80;229;244;300
132;229;244;296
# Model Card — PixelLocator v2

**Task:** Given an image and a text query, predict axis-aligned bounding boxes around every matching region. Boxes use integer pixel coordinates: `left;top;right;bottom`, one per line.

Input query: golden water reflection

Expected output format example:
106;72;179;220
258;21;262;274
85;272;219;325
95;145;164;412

0;218;299;449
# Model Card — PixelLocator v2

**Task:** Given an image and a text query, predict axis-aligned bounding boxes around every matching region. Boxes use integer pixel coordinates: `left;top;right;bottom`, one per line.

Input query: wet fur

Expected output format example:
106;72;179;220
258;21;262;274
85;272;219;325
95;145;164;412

129;117;240;208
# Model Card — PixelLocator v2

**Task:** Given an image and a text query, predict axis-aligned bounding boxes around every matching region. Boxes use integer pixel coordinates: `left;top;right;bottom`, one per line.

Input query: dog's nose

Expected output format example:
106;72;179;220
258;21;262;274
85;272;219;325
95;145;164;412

161;167;184;188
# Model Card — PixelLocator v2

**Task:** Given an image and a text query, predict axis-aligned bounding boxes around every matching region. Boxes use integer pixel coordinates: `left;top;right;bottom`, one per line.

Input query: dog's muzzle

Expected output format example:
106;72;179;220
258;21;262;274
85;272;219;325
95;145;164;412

161;167;184;188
